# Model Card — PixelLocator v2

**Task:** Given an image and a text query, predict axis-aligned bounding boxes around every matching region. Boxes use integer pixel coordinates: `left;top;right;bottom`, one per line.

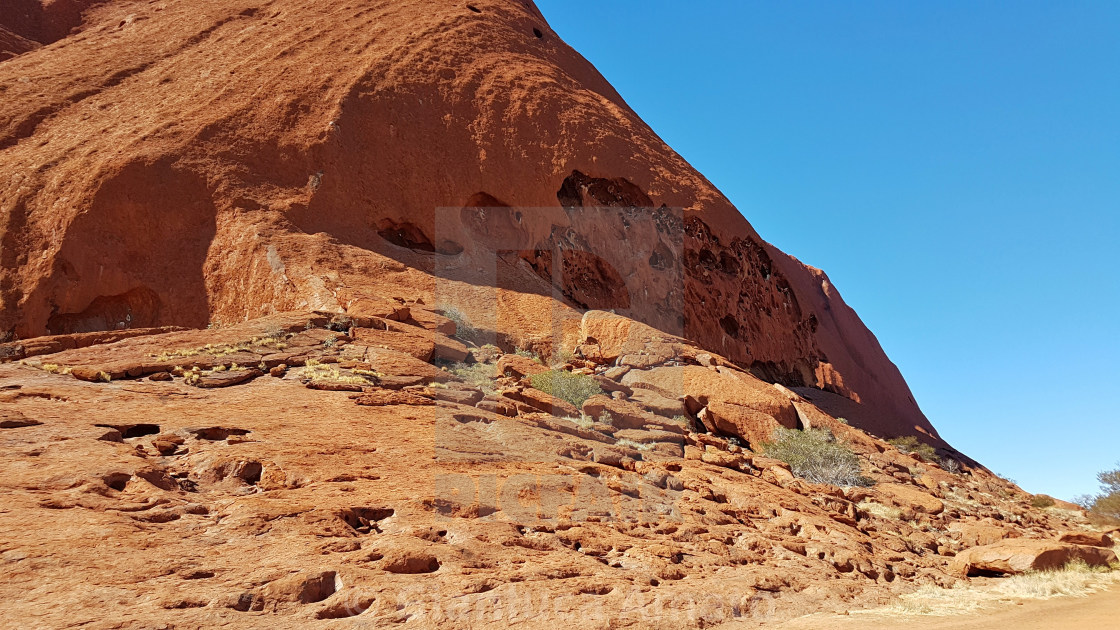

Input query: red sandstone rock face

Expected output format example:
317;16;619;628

0;0;108;53
0;27;39;61
1;1;941;453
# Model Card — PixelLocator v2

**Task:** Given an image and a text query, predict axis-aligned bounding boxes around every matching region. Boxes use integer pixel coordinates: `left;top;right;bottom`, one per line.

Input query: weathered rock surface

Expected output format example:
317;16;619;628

948;522;1018;548
494;354;550;380
581;394;663;431
875;483;945;516
620;364;799;447
504;386;579;418
193;368;263;389
0;313;1104;627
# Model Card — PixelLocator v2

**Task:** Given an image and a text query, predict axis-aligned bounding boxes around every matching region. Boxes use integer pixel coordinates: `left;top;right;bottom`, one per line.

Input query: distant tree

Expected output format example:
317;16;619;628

1072;494;1097;510
1084;464;1120;521
1099;467;1120;495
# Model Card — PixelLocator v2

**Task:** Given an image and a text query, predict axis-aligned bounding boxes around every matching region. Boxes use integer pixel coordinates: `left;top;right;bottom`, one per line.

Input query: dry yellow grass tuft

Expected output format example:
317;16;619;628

151;333;292;362
615;438;655;453
300;363;377;386
860;560;1120;618
857;501;903;520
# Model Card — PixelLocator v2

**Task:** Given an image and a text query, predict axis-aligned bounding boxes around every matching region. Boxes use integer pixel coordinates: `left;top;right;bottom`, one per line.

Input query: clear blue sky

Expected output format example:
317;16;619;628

536;0;1120;501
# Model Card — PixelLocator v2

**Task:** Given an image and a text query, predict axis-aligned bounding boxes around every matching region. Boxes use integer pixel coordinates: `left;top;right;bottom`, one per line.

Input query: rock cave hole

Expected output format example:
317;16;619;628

385;555;441;574
189;426;251;441
341;507;396;534
95;423;160;438
467;4;481;12
183;570;215;580
239;462;263;485
377;220;460;255
47;287;162;335
719;315;740;339
533;27;543;38
968;568;1009;578
317;595;376;620
103;473;131;491
0;418;41;429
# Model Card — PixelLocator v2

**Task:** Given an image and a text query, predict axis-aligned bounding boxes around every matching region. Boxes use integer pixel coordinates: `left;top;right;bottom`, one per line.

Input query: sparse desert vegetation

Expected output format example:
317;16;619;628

1030;494;1057;509
300;361;379;386
443;360;497;393
940;457;962;475
887;435;938;463
765;427;873;487
857;500;903;521
151;332;291;362
528;369;603;409
437;305;478;343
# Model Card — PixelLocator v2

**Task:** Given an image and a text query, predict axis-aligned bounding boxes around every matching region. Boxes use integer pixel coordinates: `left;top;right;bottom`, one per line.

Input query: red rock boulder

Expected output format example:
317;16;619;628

950;539;1118;576
1056;531;1114;548
495;354;550;380
875;483;945;516
622;365;798;447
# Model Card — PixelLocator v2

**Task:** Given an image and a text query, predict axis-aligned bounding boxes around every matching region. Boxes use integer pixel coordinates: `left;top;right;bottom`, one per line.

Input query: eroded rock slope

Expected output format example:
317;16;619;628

0;308;1112;627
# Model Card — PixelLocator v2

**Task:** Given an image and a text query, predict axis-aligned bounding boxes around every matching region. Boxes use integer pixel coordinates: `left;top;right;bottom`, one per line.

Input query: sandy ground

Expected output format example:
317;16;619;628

768;584;1120;630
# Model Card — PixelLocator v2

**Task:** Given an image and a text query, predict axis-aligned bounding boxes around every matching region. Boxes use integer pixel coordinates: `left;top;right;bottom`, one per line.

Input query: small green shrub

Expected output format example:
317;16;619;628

549;349;575;367
438;305;479;343
764;427;873;487
528;369;602;409
1030;494;1056;509
940;457;962;475
669;415;691;428
515;348;541;361
445;361;496;393
472;344;501;363
888;436;938;462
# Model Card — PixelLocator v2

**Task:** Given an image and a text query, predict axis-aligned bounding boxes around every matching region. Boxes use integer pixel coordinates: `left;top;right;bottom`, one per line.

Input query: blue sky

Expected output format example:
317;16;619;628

536;0;1120;501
